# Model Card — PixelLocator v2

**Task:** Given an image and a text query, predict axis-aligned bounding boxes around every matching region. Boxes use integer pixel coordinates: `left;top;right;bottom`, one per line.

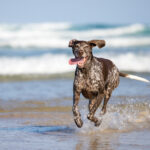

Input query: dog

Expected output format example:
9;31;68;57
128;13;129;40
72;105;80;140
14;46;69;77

68;39;149;128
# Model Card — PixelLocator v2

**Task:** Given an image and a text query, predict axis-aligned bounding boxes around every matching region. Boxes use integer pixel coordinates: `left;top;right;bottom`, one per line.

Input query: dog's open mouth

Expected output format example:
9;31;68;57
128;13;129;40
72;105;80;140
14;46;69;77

69;57;87;67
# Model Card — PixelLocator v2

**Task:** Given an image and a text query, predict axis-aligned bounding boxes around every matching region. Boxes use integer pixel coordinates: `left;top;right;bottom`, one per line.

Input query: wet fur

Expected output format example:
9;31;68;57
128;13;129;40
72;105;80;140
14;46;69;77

69;39;120;128
69;39;149;128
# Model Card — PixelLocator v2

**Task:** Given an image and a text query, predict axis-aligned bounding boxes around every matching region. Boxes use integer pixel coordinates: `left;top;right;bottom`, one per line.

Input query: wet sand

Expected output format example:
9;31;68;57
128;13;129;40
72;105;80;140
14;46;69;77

0;105;150;150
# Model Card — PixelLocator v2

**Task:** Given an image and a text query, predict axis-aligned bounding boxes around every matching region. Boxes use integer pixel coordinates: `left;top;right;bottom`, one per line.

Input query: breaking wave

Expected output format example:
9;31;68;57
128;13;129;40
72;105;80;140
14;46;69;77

0;23;150;48
0;22;150;75
0;52;150;75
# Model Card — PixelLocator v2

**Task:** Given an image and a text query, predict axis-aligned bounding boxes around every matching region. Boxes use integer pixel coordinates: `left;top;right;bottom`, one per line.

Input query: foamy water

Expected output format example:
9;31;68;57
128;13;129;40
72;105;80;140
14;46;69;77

0;52;150;75
78;102;150;134
0;23;150;48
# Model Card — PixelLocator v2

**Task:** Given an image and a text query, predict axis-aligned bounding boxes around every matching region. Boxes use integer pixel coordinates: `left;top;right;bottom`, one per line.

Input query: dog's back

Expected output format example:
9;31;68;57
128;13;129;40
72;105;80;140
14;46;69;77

96;57;120;90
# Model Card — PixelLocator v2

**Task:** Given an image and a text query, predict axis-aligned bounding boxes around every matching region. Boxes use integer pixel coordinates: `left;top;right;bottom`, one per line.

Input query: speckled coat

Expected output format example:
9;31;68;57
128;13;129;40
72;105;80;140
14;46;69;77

69;39;120;128
74;57;119;99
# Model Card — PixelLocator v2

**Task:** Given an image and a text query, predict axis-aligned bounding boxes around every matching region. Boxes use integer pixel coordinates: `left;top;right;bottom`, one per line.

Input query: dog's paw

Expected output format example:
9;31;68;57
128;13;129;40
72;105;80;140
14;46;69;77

87;114;92;120
100;109;106;116
74;117;83;128
94;119;102;127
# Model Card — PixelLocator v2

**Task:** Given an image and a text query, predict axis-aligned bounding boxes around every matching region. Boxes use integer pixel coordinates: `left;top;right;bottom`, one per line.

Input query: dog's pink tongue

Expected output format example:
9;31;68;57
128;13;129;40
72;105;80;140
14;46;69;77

69;58;84;65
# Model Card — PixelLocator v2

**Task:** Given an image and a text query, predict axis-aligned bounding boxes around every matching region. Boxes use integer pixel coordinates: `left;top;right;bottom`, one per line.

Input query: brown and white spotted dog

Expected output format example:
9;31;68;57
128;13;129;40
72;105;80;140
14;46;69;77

68;39;149;128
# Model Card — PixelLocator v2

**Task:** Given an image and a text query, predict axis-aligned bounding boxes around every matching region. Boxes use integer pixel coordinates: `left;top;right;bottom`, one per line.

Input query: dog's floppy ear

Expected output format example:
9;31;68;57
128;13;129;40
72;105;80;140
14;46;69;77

68;39;77;47
88;40;106;48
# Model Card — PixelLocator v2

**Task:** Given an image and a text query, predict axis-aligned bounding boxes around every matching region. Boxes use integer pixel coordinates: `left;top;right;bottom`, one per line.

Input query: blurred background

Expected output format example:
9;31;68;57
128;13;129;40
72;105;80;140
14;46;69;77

0;0;150;77
0;0;150;99
0;0;150;150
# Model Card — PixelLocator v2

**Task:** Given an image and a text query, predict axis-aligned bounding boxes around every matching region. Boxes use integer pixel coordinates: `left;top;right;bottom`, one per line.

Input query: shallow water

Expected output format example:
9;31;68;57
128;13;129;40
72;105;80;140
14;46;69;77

0;112;150;150
0;75;150;150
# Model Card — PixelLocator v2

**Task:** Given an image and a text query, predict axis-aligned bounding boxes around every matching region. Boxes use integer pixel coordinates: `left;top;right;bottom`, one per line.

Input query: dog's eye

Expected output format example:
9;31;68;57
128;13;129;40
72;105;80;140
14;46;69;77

83;46;89;49
75;45;79;49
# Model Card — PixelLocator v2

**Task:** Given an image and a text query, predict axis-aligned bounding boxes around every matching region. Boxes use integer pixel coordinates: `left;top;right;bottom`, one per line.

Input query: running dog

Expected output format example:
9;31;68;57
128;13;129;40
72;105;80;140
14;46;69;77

68;39;149;128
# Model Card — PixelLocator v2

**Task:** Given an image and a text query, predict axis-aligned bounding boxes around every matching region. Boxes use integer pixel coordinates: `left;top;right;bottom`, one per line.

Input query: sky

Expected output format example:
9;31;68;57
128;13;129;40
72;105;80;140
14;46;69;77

0;0;150;24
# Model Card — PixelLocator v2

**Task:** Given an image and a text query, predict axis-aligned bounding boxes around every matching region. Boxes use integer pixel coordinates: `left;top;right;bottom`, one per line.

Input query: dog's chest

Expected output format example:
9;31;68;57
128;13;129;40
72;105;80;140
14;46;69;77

75;66;105;98
84;68;104;90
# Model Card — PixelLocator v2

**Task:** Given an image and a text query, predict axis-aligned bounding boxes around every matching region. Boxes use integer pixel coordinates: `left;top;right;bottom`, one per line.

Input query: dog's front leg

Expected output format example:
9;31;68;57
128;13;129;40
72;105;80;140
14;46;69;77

72;90;83;128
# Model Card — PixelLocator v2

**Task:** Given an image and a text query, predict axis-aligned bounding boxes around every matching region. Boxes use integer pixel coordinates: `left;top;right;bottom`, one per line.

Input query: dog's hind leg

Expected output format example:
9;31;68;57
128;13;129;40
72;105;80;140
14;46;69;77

100;88;112;115
87;94;104;127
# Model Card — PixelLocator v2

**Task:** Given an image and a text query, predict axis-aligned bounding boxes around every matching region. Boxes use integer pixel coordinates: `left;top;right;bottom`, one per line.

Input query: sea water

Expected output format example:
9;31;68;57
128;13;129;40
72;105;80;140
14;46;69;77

0;22;150;150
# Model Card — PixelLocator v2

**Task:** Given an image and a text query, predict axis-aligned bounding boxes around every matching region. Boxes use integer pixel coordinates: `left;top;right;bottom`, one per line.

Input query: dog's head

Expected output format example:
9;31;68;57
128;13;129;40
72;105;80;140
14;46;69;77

68;39;105;68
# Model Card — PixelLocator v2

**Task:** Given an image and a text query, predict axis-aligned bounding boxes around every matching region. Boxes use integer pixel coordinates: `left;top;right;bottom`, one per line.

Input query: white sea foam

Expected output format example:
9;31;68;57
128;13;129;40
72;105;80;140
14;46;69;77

99;52;150;72
69;24;145;38
0;54;75;75
0;52;150;75
77;102;150;133
0;23;149;48
106;37;150;47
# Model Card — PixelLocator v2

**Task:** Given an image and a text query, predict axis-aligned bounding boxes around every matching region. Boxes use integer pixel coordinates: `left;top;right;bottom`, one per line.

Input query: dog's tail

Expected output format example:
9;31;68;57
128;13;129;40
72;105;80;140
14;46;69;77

119;72;150;83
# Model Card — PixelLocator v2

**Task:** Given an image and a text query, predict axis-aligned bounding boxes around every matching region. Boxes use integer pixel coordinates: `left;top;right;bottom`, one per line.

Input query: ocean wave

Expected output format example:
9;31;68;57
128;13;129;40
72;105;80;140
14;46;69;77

99;52;150;72
0;22;71;31
0;23;150;48
0;54;75;75
69;24;145;37
0;37;150;49
106;37;150;47
0;52;150;75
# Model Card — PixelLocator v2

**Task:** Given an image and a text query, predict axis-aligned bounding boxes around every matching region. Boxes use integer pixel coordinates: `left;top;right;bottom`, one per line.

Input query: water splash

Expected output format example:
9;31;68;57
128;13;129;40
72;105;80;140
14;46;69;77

76;102;150;134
